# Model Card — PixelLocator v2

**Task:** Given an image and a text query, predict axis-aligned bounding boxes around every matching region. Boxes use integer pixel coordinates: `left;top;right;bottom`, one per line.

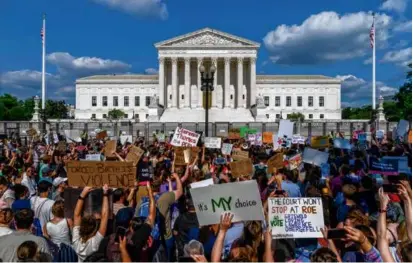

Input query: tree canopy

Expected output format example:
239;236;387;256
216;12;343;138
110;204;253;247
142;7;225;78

108;108;125;120
287;112;305;121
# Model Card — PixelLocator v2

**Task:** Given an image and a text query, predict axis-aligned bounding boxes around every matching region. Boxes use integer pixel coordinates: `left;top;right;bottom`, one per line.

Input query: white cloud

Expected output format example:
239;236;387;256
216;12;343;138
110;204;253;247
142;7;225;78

381;47;412;66
337;74;398;107
363;57;372;65
263;11;391;64
92;0;168;20
380;0;407;13
144;68;158;74
56;86;75;93
47;52;131;77
0;70;61;90
393;20;412;32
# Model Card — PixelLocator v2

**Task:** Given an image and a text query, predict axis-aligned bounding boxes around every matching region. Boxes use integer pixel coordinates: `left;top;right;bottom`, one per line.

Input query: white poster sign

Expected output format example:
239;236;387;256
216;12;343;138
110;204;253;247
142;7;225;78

85;154;102;161
190;180;264;226
204;137;222;149
221;143;233;155
269;197;324;239
397;120;409;137
272;133;280;150
190;178;214;189
64;130;82;143
120;135;132;145
302;148;329;167
278;120;294;139
171;127;200;147
53;133;59;144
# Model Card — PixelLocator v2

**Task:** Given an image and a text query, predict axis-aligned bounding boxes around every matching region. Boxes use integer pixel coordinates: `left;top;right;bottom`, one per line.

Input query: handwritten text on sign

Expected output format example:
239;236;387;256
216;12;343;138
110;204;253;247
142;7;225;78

67;161;136;188
190;180;264;226
171;127;200;147
269;197;324;239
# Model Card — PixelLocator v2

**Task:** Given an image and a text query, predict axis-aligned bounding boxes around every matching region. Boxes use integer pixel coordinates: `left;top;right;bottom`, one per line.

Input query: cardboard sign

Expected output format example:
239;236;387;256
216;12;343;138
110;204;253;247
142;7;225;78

174;147;199;166
333;138;351;150
64;188;113;219
228;128;240;140
204;137;222;149
96;131;107;140
57;141;67;153
278;120;294;139
104;140;117;157
310;136;330;148
229;159;253;177
190;178;214;189
369;157;399;175
267;154;284;174
302;148;329;167
269;197;324;239
126;146;144;166
67;161;136;187
64;130;82;143
85;154;101;161
171;127;200;147
190;180;264;226
221;143;233;155
263;132;273;144
26;128;37;137
288;154;302;170
231;148;249;161
120;135;132;145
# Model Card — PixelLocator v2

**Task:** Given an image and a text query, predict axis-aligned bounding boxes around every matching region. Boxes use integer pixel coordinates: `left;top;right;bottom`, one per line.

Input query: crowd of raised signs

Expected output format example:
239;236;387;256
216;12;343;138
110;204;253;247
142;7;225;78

0;119;411;262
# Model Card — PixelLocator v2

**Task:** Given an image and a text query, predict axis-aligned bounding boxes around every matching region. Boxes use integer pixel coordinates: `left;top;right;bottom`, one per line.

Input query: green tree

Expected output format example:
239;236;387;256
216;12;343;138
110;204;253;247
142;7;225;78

108;108;125;120
287;112;305;121
42;100;68;119
394;63;412;121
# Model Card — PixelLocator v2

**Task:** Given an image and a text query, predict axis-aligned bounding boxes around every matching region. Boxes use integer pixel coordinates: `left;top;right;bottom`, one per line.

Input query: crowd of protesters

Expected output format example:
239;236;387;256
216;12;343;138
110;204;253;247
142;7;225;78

0;128;411;262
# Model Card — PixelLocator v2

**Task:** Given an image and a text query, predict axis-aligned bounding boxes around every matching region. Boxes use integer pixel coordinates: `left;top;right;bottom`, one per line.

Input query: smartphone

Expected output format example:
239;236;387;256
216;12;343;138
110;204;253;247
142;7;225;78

387;175;406;183
115;226;127;243
382;184;399;193
327;229;347;239
275;190;285;195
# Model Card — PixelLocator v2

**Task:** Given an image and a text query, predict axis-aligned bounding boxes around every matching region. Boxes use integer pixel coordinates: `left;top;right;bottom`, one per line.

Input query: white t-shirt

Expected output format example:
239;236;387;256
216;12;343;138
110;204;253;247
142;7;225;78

0;189;15;207
0;226;13;237
30;197;54;228
21;173;37;197
72;226;104;262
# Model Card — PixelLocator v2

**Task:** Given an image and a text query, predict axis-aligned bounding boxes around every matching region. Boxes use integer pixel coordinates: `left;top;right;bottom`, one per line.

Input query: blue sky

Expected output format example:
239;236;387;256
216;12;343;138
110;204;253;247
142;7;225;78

0;0;411;107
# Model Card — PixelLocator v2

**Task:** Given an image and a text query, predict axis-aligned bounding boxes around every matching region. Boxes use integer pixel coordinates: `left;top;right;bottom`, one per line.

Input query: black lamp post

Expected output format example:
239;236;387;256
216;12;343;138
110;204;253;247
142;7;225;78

199;64;216;137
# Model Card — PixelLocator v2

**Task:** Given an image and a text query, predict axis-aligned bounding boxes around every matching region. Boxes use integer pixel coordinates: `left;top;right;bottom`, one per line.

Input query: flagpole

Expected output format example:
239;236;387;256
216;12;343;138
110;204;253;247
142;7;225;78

41;13;46;110
372;13;376;110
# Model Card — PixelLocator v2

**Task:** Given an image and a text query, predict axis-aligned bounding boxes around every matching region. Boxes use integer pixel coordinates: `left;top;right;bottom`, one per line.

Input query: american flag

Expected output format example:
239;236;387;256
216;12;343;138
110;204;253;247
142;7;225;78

369;21;375;48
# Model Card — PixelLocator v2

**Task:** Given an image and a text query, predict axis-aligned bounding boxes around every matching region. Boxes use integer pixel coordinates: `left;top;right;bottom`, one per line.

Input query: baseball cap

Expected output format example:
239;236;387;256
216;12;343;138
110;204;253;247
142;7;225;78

39;177;53;185
53;177;68;187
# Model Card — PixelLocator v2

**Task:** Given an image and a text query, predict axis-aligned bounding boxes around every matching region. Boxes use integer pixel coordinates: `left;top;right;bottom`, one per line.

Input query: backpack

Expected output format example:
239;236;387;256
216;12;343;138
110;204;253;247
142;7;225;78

53;243;78;262
137;194;162;241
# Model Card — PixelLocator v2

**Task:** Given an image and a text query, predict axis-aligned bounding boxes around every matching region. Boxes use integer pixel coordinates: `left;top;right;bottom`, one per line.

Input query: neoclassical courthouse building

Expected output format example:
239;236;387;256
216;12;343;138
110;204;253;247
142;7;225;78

75;28;342;122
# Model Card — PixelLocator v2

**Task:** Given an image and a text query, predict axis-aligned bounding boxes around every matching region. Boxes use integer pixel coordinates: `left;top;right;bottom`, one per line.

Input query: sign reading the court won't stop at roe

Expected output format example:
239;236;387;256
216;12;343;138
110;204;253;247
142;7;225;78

67;161;136;188
190;180;264;226
268;197;324;239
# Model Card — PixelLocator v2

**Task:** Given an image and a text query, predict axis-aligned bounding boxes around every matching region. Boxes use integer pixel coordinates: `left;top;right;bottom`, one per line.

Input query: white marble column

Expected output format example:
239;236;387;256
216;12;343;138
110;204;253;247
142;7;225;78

224;57;231;108
211;57;217;108
250;57;257;107
158;57;165;106
171;57;178;108
197;57;203;108
237;57;243;108
184;57;191;108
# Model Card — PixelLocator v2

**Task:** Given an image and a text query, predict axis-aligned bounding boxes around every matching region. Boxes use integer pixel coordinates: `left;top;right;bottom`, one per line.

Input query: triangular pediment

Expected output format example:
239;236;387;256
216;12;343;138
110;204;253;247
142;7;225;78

155;28;260;48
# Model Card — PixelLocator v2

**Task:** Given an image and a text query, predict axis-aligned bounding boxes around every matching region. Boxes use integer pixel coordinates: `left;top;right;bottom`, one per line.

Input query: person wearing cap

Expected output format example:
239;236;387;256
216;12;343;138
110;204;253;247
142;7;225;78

52;177;68;202
30;178;55;228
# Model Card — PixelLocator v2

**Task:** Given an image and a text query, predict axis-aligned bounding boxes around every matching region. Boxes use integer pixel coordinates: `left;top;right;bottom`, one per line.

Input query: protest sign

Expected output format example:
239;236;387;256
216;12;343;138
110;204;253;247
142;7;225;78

292;134;305;144
228;128;240;140
229;159;253;177
273;133;280;150
369;157;399;175
183;148;192;163
231;148;249;161
67;161;136;187
221;143;233;155
156;133;166;142
248;134;256;144
85;154;101;161
190;180;264;226
397;120;409;137
64;188;113;219
120;135;132;145
171;127;200;147
263;132;273;144
190;178;214;189
104;140;117;157
240;127;257;138
125;146;144;166
96;131;107;140
302;148;329;167
310;136;330;148
255;133;263;146
268;197;324;239
278;120;294;139
376;130;384;139
57;141;67;153
382;156;410;174
52;133;59;144
64;130;82;143
204;137;222;149
333;138;351;150
174;147;199;165
267;153;284;174
288;154;302;170
26;128;37;137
